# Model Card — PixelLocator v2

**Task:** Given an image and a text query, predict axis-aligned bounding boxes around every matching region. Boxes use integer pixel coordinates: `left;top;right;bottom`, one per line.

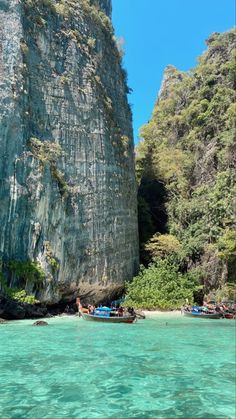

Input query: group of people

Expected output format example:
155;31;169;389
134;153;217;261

111;306;135;317
75;297;135;317
202;301;236;314
184;301;236;316
88;305;96;314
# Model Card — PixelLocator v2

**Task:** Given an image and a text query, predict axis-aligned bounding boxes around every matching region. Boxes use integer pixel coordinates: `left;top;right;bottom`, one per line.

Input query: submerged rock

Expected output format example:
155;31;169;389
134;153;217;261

33;320;48;326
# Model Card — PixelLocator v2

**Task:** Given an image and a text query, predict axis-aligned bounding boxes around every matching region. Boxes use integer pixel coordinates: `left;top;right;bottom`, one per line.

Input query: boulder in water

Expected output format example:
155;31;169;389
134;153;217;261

33;320;48;326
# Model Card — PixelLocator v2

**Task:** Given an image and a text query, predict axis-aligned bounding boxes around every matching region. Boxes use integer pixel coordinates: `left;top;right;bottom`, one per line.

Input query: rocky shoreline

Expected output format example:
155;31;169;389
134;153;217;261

0;293;77;320
0;291;182;321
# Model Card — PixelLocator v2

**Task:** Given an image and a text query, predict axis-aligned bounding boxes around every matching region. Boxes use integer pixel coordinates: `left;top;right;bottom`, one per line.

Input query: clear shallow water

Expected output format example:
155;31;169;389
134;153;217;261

0;315;235;419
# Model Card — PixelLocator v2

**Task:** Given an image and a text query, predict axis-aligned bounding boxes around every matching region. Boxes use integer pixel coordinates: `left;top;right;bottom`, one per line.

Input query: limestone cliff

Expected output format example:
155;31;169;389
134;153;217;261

0;0;139;304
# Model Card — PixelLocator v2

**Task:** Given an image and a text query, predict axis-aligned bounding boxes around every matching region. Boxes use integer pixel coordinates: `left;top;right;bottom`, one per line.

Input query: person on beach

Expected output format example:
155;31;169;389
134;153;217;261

89;305;95;314
128;307;135;316
88;305;95;314
76;297;81;312
118;307;124;317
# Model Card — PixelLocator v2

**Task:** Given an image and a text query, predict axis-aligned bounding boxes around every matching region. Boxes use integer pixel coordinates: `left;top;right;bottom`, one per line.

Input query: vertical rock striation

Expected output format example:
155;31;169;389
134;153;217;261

0;0;139;304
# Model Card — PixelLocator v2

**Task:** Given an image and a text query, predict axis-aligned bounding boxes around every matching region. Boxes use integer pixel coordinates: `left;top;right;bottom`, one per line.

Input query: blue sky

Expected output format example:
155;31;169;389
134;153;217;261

112;0;235;144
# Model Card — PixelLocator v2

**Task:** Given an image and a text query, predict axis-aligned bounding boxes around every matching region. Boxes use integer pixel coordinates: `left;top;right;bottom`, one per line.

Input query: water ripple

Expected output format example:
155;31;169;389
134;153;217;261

0;316;235;418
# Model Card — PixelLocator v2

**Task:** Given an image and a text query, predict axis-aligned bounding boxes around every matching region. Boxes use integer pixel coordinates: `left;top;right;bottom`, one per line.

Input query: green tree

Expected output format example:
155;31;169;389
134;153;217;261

136;29;236;293
125;258;199;309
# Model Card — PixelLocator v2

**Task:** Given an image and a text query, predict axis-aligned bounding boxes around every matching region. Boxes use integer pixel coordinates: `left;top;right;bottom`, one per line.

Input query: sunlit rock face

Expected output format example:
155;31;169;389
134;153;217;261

0;0;139;304
91;0;112;17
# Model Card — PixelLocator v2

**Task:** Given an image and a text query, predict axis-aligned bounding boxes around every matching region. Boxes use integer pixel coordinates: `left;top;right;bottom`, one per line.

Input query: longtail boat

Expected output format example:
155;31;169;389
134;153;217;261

181;307;222;319
80;307;136;324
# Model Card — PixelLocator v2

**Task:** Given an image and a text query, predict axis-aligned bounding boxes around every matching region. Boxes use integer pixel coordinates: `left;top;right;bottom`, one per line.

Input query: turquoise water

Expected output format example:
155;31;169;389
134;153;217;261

0;315;235;419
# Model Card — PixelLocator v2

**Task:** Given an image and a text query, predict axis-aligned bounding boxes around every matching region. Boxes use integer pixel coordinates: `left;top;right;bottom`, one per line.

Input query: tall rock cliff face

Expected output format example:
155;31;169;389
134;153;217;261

0;0;139;304
91;0;112;17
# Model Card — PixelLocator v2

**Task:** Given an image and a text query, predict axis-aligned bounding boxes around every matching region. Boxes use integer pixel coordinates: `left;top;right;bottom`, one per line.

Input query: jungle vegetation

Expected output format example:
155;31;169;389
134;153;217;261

125;29;236;309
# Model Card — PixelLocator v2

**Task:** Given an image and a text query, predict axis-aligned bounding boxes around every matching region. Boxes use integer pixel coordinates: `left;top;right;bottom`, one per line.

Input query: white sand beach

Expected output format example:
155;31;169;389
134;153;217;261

142;310;182;318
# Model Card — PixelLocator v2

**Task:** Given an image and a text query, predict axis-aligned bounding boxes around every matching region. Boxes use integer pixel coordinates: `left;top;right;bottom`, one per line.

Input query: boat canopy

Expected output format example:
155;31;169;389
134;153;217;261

95;307;112;311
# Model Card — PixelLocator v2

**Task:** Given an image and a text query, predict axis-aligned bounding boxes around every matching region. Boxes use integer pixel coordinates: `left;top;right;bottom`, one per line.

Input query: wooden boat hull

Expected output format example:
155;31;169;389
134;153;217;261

182;309;221;319
80;312;136;323
223;313;235;319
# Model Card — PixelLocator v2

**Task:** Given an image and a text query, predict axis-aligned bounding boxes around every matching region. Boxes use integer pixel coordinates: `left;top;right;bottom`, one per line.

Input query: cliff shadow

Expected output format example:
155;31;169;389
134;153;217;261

138;177;168;264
